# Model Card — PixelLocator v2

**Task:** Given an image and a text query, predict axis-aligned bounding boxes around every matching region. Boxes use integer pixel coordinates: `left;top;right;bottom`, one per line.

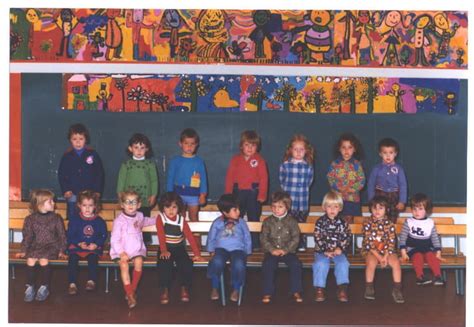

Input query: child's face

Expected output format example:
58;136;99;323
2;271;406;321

371;203;386;220
271;201;287;217
224;207;240;220
179;137;198;157
70;133;86;151
379;146;397;165
79;198;96;217
241;141;257;158
129;142;148;159
39;198;55;213
121;196;140;216
324;202;341;219
340;140;355;161
412;204;427;219
291;141;306;161
164;202;179;218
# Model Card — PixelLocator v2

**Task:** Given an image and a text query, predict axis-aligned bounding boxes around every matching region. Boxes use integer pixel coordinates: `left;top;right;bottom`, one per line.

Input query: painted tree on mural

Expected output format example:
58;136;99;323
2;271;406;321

127;85;146;112
177;78;209;112
114;77;129;111
359;77;379;114
340;79;357;113
338;10;356;60
274;82;297;112
307;88;329;113
248;84;268;111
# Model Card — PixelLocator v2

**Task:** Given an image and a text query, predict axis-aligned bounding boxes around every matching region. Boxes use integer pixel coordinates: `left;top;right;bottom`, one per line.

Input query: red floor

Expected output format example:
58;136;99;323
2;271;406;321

9;265;465;325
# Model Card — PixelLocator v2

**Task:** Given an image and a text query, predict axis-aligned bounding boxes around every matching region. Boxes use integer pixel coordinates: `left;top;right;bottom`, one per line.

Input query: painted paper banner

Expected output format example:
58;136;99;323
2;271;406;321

11;9;468;68
62;73;460;115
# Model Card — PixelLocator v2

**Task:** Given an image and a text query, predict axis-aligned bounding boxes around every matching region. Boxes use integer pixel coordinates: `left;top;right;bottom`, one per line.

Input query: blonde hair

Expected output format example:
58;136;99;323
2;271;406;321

283;134;315;164
29;189;55;213
118;190;141;205
322;191;343;210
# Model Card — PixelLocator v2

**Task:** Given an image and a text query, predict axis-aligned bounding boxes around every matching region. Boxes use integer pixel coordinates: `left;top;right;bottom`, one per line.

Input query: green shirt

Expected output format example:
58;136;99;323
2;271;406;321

260;214;300;254
116;159;158;207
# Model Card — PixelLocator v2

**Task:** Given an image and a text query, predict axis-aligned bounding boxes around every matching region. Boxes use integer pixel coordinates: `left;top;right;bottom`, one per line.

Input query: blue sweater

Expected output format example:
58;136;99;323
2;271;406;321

66;214;107;255
58;147;104;196
367;162;407;203
207;216;252;255
166;155;207;196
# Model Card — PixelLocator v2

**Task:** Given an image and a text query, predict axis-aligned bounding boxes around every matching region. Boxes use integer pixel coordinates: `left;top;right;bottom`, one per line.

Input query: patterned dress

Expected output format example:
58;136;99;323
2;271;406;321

361;216;397;256
21;212;67;259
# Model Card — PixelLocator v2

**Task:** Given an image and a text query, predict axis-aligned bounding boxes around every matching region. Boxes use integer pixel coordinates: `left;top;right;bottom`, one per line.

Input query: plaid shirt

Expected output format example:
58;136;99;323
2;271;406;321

279;159;314;212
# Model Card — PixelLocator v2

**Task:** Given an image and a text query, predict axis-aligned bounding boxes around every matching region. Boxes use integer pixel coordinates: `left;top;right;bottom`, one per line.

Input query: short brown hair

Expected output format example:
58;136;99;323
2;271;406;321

271;191;292;210
77;190;102;213
68;123;90;144
180;128;200;144
158;192;186;214
29;189;55;213
410;193;433;216
239;130;261;152
368;195;389;214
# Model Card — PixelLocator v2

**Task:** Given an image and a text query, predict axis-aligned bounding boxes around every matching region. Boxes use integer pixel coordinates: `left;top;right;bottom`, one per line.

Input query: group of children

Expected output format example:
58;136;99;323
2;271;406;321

17;123;445;308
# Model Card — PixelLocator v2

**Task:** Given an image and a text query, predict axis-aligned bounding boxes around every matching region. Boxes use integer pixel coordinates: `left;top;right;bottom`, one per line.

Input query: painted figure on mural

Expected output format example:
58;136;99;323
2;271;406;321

378;11;412;66
96;82;113;111
25;9;40;60
249;10;280;60
195;9;230;61
354;10;376;65
410;14;432;67
290;10;333;64
430;12;459;59
55;9;77;58
159;9;192;59
105;9;123;60
387;83;405;113
89;32;105;59
126;9;155;61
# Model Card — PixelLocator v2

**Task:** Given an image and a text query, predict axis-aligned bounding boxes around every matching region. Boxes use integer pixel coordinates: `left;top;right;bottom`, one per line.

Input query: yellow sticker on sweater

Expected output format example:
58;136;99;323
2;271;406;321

190;172;201;188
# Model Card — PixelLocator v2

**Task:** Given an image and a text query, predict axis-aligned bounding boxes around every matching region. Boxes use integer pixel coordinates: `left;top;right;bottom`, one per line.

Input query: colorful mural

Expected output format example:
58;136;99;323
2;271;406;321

62;74;460;115
11;9;468;68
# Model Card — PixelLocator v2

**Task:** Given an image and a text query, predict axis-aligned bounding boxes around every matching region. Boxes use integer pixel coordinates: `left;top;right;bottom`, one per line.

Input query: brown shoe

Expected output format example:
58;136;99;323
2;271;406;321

127;292;137;309
85;280;96;292
210;288;219;301
180;286;190;302
261;295;271;304
293;292;303;303
315;287;326;302
337;284;349;302
68;283;78;296
230;289;239;302
160;288;169;305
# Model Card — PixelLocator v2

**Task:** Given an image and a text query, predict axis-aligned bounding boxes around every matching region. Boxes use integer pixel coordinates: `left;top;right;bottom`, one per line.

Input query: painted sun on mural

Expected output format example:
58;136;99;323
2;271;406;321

62;74;460;115
11;9;468;68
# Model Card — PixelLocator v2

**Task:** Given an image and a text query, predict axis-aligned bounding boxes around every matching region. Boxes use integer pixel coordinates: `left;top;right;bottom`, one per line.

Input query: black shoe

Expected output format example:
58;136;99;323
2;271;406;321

416;276;432;286
433;276;445;286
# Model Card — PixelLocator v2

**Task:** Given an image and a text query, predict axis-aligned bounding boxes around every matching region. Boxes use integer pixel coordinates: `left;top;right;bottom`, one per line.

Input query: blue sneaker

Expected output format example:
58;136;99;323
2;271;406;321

35;285;49;301
24;284;35;302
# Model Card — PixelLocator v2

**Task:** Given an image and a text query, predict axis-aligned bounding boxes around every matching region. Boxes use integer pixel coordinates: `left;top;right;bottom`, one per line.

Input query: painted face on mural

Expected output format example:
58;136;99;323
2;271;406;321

133;9;144;23
385;11;401;28
358;10;370;24
106;9;121;19
197;10;228;43
253;10;271;27
309;10;332;27
434;13;449;30
164;9;182;28
26;9;39;24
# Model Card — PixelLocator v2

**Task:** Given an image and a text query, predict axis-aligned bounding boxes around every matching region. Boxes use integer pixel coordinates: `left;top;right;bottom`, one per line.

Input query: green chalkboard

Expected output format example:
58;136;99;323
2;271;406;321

21;74;467;205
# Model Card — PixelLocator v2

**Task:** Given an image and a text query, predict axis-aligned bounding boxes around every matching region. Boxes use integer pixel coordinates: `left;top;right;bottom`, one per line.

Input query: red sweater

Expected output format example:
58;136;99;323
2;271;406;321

225;153;268;202
156;215;201;256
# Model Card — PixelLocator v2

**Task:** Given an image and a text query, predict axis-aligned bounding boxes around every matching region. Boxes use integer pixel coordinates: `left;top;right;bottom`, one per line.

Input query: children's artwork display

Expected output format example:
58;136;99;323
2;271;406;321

10;9;468;68
62;73;460;115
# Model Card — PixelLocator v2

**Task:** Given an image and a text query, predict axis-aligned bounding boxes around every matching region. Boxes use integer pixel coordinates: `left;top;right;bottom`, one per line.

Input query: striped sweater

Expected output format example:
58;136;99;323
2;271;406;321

398;217;441;256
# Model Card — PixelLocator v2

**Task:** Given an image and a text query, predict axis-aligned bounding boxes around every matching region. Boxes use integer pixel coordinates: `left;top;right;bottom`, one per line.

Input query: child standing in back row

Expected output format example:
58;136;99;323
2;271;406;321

368;138;407;223
327;133;365;223
279;134;314;251
58;123;104;220
167;128;207;245
226;130;268;250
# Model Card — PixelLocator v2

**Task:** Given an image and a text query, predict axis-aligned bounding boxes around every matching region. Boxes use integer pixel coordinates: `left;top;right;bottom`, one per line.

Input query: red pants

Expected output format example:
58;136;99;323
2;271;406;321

411;251;441;278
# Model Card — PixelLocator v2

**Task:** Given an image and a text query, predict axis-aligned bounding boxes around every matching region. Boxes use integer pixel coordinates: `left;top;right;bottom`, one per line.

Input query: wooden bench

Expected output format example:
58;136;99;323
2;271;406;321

9;208;466;298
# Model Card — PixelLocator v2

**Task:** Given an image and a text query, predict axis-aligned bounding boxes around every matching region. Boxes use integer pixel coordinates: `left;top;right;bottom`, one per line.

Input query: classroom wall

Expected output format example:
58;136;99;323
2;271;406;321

21;74;467;205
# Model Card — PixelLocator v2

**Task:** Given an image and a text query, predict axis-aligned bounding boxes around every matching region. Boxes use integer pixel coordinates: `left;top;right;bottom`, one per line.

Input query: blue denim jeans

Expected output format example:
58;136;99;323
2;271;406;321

312;253;350;288
207;248;247;290
262;252;302;295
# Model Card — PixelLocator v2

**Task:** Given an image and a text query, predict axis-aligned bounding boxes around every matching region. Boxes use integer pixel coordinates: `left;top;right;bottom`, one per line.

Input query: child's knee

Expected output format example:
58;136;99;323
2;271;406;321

38;259;49;266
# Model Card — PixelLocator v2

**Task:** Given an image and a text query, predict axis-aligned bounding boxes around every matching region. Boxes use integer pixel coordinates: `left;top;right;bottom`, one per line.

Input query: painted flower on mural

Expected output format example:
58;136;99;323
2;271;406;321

114;78;129;112
10;31;23;56
40;39;53;53
71;34;87;53
127;85;146;112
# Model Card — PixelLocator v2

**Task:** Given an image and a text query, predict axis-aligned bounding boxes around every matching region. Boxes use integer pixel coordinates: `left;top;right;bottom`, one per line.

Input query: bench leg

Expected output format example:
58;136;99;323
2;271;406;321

114;267;118;282
459;269;465;296
220;273;226;306
455;269;460;295
442;270;447;283
11;264;16;280
238;284;244;306
105;267;110;293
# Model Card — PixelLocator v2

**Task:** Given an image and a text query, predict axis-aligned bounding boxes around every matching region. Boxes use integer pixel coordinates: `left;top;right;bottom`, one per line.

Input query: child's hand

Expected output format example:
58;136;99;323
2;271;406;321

64;191;73;199
15;252;25;258
199;194;207;206
334;248;342;256
58;252;67;260
395;202;405;211
160;251;171;259
380;254;388;268
324;251;334;258
209;252;215;258
148;195;157;207
271;249;283;256
78;242;88;249
401;253;410;262
87;243;98;250
436;251;446;262
192;255;205;262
